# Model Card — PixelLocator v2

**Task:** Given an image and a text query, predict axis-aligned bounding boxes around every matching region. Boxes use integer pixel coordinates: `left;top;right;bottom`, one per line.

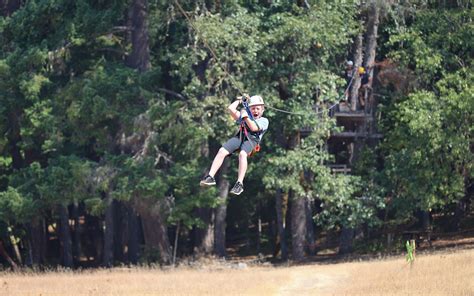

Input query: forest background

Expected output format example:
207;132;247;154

0;0;472;269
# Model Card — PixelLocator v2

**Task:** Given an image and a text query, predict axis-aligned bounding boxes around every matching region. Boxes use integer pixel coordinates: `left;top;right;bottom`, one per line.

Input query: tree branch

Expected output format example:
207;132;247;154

157;88;188;100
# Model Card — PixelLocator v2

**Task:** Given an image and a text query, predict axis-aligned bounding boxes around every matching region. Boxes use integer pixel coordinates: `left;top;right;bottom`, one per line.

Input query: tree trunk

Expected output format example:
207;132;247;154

421;210;431;230
28;218;46;266
126;0;151;72
194;207;214;255
350;140;365;167
141;212;172;264
127;205;140;264
275;189;288;260
123;0;168;259
453;199;466;231
103;197;114;267
7;111;24;169
339;226;354;255
285;132;306;261
0;240;18;270
72;201;82;264
350;33;363;111
83;214;102;265
214;158;230;257
9;232;22;265
363;1;379;88
136;199;172;264
113;201;127;263
172;222;180;266
305;197;316;255
194;137;214;256
58;204;73;268
363;1;380;114
256;203;262;254
291;191;306;261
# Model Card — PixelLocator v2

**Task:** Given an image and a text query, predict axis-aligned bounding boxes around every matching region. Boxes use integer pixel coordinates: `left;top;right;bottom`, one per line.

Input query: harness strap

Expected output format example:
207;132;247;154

239;121;260;157
242;100;261;131
242;100;254;120
238;99;262;156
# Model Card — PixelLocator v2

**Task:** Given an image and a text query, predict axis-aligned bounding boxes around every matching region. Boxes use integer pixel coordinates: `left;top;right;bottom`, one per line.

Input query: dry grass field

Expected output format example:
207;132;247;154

0;247;473;296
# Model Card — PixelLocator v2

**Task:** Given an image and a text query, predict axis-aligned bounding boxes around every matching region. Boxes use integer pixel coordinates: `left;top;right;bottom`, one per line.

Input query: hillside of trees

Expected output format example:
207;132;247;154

0;0;472;269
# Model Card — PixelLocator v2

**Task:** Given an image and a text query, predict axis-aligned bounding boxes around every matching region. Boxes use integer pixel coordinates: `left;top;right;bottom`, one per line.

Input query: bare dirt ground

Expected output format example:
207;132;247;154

277;265;349;296
1;238;473;295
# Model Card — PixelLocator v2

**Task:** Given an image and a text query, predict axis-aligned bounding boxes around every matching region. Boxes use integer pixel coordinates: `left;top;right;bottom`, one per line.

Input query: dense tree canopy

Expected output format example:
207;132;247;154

0;0;471;268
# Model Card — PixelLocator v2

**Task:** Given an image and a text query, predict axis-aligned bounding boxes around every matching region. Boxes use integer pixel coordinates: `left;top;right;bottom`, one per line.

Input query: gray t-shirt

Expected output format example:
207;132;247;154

236;117;269;143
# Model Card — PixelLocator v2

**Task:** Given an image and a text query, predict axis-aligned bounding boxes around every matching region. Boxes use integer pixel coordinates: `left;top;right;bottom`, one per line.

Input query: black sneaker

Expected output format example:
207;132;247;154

200;175;216;186
230;182;244;195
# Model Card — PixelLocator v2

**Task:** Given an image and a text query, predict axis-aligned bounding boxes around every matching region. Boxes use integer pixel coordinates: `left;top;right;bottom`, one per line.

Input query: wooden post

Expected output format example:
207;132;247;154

173;221;180;267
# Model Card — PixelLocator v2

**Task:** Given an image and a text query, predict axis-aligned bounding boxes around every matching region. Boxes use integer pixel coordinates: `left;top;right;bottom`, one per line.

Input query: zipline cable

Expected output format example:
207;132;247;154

265;103;338;116
265;74;354;116
174;0;348;117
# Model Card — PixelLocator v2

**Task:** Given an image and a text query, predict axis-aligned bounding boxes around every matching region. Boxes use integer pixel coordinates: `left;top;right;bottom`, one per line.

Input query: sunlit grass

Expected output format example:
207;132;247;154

334;248;474;296
0;265;290;296
0;248;472;295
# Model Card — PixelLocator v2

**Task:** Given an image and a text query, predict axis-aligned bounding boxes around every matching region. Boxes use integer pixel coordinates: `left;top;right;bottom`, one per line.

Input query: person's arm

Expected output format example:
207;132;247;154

228;98;242;120
228;94;251;121
241;112;260;132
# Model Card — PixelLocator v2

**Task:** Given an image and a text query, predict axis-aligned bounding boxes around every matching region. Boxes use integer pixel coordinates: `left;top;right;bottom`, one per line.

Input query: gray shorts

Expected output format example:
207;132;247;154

222;137;256;154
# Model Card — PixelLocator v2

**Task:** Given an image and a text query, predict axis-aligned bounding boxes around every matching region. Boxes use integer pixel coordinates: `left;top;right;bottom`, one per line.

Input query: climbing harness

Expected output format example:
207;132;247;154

237;97;262;156
239;121;261;156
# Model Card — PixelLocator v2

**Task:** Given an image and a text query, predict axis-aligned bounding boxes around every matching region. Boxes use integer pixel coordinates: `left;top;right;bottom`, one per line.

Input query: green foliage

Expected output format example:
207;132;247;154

383;70;473;214
165;161;220;228
0;187;38;224
381;4;473;221
55;63;146;155
139;246;162;265
0;156;96;224
0;0;470;264
84;197;105;216
252;2;375;231
387;8;473;87
3;162;45;223
109;155;167;202
38;156;95;206
316;173;384;229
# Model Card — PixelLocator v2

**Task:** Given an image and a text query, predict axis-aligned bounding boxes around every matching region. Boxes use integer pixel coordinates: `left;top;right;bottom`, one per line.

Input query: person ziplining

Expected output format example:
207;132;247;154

200;94;269;195
174;0;340;195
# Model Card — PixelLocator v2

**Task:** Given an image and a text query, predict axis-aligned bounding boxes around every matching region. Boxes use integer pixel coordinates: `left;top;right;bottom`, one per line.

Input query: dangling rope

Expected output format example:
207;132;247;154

173;0;345;117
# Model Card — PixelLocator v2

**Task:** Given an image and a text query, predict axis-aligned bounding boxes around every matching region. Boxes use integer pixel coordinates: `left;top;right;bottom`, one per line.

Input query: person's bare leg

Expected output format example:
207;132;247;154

208;147;230;177
237;150;248;183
